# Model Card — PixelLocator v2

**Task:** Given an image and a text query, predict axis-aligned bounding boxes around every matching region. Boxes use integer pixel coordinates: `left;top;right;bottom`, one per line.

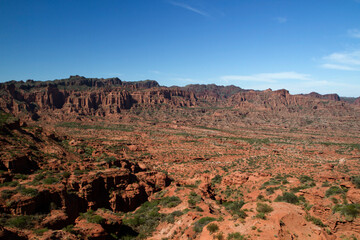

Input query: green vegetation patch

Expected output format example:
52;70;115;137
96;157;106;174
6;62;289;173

188;191;202;207
80;210;105;224
305;214;327;227
275;192;300;204
207;223;219;234
227;232;247;240
122;198;184;239
256;202;273;214
333;204;360;221
325;186;344;197
211;174;223;186
222;200;247;219
351;176;360;189
159;196;182;208
56;122;134;132
193;217;217;233
5;215;35;229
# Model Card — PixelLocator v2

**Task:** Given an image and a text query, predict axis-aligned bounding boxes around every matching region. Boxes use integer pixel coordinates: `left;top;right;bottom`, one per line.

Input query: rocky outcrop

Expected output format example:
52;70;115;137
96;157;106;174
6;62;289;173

181;84;245;102
306;92;340;101
355;97;360;105
131;88;197;107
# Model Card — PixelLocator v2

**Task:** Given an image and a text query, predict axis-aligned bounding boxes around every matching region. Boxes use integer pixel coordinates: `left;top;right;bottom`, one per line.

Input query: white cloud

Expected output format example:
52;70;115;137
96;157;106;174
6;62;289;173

348;29;360;38
321;50;360;71
321;64;357;71
169;1;209;17
221;72;311;83
275;17;287;23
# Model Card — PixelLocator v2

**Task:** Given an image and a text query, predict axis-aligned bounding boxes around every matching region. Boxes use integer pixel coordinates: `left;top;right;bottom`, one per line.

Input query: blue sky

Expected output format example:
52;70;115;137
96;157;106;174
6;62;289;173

0;0;359;97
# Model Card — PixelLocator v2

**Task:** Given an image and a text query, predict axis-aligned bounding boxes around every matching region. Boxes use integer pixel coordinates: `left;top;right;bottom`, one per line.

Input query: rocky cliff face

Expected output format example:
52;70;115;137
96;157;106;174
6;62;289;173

0;76;359;124
305;92;340;101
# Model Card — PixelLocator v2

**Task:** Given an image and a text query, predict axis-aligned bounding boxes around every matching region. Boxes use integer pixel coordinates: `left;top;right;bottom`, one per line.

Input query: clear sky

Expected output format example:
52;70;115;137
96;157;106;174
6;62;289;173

0;0;359;97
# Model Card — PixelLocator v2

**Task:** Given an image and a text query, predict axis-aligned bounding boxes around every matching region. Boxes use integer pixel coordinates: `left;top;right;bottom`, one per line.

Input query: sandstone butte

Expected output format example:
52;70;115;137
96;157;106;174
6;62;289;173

0;75;359;240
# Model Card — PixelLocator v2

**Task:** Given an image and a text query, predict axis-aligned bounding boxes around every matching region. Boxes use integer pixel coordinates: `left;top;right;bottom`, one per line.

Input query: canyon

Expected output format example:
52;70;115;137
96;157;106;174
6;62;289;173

0;76;359;240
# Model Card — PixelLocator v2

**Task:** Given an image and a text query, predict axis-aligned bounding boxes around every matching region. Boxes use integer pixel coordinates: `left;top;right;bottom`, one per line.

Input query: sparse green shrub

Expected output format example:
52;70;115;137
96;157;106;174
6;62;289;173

275;192;299;204
195;206;204;212
207;223;219;234
227;232;246;240
215;232;224;240
80;210;105;224
333;204;360;221
322;181;330;187
325;186;344;197
42;177;59;185
18;187;38;197
222;201;247;219
104;156;117;163
188;191;201;207
164;211;183;223
14;174;28;180
256;203;273;214
123;200;164;238
299;175;314;183
0;181;19;187
351;176;360;189
305;214;327;227
6;215;34;229
34;228;49;236
266;186;280;195
34;173;46;181
62;224;75;233
1;189;16;199
211;175;223;186
255;212;266;219
193;217;216;233
159;196;182;208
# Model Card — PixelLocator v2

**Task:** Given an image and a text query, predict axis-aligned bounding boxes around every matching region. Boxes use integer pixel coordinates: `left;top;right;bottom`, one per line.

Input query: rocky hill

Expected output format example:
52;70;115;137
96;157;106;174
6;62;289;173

1;76;360;239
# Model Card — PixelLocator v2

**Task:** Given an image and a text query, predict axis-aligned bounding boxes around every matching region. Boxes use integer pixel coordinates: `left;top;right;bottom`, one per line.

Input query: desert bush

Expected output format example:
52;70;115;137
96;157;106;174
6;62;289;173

0;181;19;187
215;232;224;240
325;186;344;197
211;175;223;186
193;217;216;233
256;203;273;214
6;215;34;229
275;192;299;204
159;196;182;208
34;228;49;236
305;214;326;227
299;175;314;183
255;212;266;219
188;191;201;207
62;224;75;233
227;232;246;240
42;177;59;185
195;206;204;212
164;210;183;223
333;204;360;221
123;200;164;238
222;201;247;219
18;187;38;197
1;189;17;200
14;174;28;180
80;210;105;224
351;176;360;188
207;223;219;234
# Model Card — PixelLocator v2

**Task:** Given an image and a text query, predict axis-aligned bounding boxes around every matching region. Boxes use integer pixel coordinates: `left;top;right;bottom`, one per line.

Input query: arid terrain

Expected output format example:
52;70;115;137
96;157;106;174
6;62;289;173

0;76;360;240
